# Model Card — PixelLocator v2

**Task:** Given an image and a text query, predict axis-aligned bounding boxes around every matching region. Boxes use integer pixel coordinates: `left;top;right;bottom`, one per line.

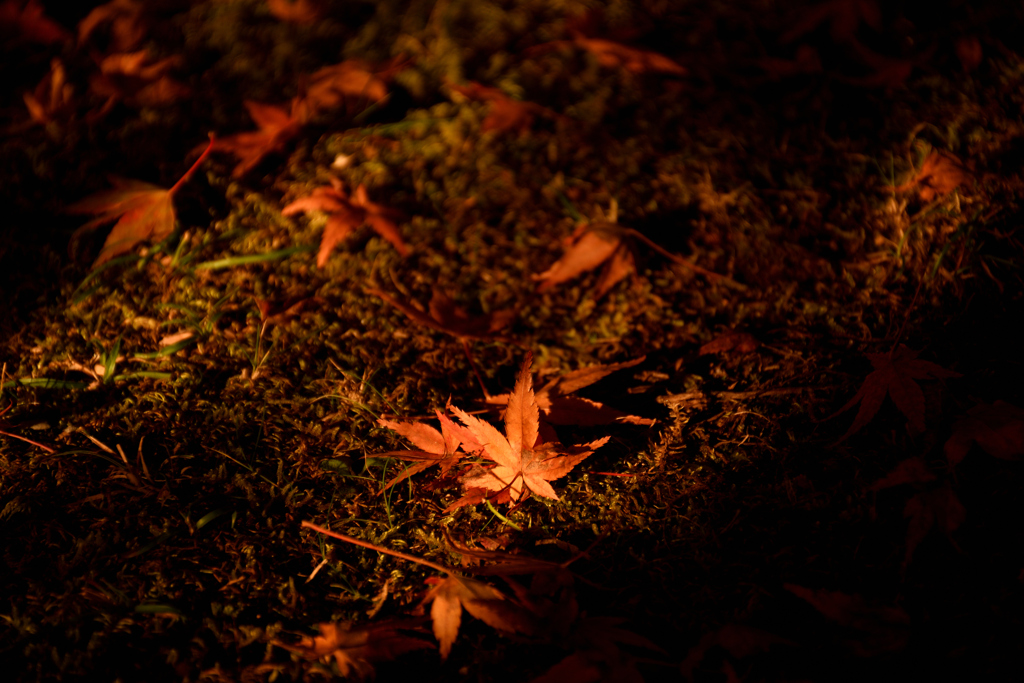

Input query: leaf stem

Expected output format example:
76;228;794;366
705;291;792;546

484;499;522;530
169;134;216;196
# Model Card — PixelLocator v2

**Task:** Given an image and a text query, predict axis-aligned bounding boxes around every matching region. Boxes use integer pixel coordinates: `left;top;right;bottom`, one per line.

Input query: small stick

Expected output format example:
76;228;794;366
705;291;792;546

301;521;453;575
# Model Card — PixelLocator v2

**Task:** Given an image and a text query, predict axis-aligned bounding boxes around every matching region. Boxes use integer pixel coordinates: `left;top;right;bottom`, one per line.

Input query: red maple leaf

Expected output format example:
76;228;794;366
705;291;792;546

944;400;1024;466
283;178;409;264
832;345;958;442
68;137;214;267
209;99;303;178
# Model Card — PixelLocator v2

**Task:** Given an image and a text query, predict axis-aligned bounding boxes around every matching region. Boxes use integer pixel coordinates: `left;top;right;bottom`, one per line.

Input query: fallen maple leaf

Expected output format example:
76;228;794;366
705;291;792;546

77;0;146;52
784;583;910;657
267;0;324;24
367;287;514;341
895;150;971;202
487;356;653;426
68;137;214;267
421;574;533;660
302;58;398;116
535;221;633;298
1;0;70;46
283;179;409;263
450;353;609;506
209;99;303;178
276;620;432;679
448;81;561;135
832;345;959;442
869;456;935;491
779;0;882;45
301;522;533;661
89;51;190;110
902;483;965;570
374;410;481;490
23;58;74;129
944;400;1024;466
699;330;760;357
680;623;793;681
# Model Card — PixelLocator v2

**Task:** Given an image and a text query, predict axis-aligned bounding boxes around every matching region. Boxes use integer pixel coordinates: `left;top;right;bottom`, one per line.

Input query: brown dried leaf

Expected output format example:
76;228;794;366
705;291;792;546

698;331;760;357
276;620;431;679
67;139;213;267
210;99;303;178
535;222;632;297
895;150;970;202
367;287;514;341
832;345;959;442
944;400;1024;466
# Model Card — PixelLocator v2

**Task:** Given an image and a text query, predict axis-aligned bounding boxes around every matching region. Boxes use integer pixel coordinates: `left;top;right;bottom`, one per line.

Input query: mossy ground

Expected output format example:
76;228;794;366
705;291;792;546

2;1;1023;681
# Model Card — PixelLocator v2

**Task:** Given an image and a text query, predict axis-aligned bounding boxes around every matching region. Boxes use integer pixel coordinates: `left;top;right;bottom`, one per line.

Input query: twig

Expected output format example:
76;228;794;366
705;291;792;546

623;227;747;291
301;521;453;574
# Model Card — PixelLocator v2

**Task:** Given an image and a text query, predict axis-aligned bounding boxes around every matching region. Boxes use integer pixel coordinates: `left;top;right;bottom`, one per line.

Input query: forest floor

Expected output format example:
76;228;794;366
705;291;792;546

1;1;1023;681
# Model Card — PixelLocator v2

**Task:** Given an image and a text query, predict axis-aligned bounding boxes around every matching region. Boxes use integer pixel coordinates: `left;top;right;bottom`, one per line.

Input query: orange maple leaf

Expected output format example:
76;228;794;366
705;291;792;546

68;137;214;267
487;356;653;427
420;574;533;660
894;149;970;203
209;99;303;178
374;409;481;490
449;353;609;506
283;179;409;264
535;221;634;298
276;620;431;679
832;345;958;442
